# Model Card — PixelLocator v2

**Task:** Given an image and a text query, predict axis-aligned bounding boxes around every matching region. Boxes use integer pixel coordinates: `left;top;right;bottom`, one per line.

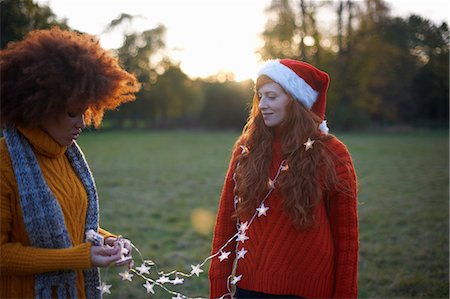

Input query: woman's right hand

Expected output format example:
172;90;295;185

90;243;122;267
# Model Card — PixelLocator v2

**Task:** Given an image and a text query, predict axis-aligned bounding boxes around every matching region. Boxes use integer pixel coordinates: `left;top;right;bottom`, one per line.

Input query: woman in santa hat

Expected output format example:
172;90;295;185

209;59;359;299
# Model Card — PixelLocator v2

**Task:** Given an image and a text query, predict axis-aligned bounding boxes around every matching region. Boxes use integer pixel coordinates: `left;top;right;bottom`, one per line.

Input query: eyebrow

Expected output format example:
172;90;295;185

259;90;278;96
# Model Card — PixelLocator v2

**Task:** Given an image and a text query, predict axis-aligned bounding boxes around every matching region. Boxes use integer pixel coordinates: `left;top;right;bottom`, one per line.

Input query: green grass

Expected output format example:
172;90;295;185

77;130;449;298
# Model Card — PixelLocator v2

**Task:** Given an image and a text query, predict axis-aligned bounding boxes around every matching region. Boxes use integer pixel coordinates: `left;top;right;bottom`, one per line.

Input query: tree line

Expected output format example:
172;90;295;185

1;0;448;130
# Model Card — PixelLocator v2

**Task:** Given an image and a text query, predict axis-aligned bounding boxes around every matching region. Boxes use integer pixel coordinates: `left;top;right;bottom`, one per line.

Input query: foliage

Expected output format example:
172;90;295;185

0;0;68;49
2;0;448;130
259;0;449;129
76;130;449;298
200;80;253;130
410;18;449;126
148;62;204;128
259;0;299;59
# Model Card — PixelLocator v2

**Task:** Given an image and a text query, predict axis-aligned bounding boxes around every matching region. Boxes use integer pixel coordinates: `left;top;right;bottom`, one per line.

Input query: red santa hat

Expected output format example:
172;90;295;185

256;59;330;134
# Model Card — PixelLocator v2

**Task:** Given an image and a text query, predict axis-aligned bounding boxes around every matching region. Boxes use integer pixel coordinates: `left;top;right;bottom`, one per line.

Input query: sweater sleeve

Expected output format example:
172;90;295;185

327;138;359;298
209;149;240;299
98;227;117;240
0;242;92;275
0;145;93;275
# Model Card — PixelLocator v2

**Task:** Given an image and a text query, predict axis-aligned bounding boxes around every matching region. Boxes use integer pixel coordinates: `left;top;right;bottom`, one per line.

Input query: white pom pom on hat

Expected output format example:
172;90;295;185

256;59;330;134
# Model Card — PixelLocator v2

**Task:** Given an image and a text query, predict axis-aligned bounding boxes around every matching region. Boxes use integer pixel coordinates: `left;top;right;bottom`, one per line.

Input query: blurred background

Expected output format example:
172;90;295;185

1;0;448;298
2;0;448;130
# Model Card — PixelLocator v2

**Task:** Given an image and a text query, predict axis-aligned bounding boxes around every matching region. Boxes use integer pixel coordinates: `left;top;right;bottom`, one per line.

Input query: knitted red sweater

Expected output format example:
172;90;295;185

209;136;358;299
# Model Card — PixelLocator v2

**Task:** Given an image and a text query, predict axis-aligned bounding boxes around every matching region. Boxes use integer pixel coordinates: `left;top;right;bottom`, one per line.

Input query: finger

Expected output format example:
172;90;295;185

105;245;121;256
104;237;116;246
97;244;120;256
91;245;108;256
115;261;129;267
115;256;133;267
101;250;122;265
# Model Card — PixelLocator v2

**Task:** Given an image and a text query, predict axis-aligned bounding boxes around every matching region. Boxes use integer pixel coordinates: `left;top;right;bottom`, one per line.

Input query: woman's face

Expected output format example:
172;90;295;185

40;105;87;146
257;82;291;127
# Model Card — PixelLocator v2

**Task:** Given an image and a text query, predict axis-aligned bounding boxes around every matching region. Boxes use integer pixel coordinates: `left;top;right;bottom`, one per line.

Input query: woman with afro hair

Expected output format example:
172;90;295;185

0;27;140;298
209;59;359;298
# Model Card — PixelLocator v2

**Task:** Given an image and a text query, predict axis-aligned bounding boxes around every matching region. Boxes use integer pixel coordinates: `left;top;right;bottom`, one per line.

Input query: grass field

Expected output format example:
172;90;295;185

77;130;449;298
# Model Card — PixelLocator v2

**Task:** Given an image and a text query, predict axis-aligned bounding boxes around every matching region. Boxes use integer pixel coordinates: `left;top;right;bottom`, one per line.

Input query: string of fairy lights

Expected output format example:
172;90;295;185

90;139;315;298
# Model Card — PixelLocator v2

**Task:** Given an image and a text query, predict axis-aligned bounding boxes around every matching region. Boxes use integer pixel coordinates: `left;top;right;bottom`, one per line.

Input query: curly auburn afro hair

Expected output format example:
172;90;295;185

1;26;140;128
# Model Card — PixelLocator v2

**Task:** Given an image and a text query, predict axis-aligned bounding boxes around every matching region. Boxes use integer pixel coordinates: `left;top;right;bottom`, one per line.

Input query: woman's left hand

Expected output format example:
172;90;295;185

104;237;133;268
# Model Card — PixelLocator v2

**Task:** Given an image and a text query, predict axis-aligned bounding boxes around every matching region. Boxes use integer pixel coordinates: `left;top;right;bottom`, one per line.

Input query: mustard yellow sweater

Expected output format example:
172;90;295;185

0;127;114;298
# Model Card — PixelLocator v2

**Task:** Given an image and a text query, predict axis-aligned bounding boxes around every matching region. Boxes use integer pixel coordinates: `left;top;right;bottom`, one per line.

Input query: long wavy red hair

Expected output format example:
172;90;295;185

234;76;341;228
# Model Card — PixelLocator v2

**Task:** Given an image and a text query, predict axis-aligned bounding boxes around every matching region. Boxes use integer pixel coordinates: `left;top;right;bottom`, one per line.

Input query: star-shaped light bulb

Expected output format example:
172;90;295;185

119;270;133;282
143;281;155;294
303;138;315;151
136;263;151;275
236;232;249;244
86;229;103;246
156;275;170;284
172;276;184;285
218;251;231;262
121;246;129;256
256;203;269;217
281;163;289;171
231;274;242;285
237;247;248;259
96;282;112;295
240;145;249;155
239;221;249;232
190;264;204;277
85;230;96;242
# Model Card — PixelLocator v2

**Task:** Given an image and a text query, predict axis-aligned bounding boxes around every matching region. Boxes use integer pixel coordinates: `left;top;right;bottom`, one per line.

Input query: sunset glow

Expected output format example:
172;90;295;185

37;0;448;81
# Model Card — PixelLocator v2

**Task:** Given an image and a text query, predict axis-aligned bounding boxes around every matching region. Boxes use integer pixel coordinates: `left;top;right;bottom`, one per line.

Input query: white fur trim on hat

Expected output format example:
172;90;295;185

257;60;319;109
319;120;329;135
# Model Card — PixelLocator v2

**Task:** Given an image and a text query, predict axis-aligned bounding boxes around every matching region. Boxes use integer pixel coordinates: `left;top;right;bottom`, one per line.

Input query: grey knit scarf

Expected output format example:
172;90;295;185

3;127;101;299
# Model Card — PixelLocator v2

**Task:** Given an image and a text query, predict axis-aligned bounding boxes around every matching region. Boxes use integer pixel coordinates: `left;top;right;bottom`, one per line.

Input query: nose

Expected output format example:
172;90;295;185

258;97;268;111
76;114;86;131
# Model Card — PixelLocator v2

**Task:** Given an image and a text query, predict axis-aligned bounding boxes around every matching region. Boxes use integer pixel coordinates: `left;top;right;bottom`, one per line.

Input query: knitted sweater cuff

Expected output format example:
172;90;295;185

98;227;117;240
35;242;93;272
0;242;92;275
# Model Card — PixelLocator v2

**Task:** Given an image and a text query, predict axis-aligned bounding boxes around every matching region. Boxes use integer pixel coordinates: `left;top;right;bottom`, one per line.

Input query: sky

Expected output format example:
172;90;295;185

36;0;449;81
